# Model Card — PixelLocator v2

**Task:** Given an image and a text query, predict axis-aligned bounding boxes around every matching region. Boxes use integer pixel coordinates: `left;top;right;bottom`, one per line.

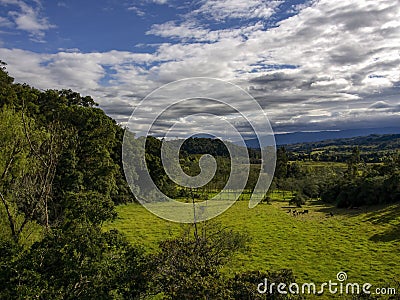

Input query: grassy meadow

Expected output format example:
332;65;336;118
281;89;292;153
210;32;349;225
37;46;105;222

104;198;400;292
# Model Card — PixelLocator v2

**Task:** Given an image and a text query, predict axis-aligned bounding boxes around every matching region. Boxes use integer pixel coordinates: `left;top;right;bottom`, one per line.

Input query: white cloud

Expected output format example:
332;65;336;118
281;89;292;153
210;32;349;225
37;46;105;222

1;0;55;41
127;6;145;17
147;21;211;41
147;20;265;42
57;47;80;53
0;16;13;27
193;0;282;21
0;47;158;123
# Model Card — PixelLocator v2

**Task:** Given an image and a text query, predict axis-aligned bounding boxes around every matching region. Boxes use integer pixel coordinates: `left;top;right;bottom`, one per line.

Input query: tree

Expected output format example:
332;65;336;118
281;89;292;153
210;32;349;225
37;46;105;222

275;147;289;179
287;162;303;179
346;146;361;178
0;106;63;243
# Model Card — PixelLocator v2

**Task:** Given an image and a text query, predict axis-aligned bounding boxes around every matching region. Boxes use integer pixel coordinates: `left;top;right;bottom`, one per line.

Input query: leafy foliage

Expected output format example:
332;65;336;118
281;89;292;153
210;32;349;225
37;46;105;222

1;225;148;299
149;223;250;299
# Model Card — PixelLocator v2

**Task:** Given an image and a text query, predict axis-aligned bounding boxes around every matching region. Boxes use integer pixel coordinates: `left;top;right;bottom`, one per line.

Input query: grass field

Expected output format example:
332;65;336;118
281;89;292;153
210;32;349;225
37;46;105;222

297;161;348;169
104;199;400;296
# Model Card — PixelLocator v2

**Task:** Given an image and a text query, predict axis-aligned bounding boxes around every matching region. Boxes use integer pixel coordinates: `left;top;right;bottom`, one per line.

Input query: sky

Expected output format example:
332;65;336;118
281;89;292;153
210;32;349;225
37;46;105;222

0;0;399;137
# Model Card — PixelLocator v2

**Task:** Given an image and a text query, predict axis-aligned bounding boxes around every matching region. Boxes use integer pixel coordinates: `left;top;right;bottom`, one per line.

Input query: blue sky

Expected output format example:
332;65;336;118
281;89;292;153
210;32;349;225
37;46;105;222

0;0;399;137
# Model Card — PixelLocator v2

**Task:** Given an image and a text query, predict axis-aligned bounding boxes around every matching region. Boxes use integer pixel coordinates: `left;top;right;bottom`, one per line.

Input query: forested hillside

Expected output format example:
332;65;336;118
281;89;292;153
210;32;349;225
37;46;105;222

0;61;152;298
285;134;400;162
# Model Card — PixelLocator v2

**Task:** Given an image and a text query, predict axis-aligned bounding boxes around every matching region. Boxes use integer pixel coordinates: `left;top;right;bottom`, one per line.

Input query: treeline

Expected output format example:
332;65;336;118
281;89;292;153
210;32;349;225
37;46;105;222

124;136;262;201
144;135;400;208
174;137;400;209
180;137;261;163
271;147;342;207
321;150;400;208
274;145;400;208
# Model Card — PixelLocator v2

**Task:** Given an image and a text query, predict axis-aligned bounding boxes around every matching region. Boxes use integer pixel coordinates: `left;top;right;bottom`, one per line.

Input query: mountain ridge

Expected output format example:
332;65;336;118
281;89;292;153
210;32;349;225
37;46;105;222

241;127;400;148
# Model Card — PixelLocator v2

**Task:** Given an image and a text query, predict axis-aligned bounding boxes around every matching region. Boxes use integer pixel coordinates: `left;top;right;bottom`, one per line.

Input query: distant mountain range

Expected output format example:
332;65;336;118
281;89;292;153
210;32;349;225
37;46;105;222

241;127;400;148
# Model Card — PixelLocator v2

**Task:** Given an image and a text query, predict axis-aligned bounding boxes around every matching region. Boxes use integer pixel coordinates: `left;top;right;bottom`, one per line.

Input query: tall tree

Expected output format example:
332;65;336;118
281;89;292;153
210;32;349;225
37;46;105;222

275;147;289;179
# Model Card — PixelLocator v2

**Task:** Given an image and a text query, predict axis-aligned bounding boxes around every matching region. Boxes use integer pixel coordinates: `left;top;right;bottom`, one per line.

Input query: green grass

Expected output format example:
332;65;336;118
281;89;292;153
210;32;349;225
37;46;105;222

267;189;294;202
104;200;400;292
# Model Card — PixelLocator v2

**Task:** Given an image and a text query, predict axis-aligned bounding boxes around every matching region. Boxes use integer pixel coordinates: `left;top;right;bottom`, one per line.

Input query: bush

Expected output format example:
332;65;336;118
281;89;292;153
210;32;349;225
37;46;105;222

289;193;308;208
148;223;249;299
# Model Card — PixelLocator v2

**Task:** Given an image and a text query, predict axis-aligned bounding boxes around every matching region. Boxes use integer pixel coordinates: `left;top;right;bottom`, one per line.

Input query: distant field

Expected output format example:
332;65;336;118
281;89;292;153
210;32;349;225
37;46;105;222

104;200;400;294
297;160;383;168
296;161;347;169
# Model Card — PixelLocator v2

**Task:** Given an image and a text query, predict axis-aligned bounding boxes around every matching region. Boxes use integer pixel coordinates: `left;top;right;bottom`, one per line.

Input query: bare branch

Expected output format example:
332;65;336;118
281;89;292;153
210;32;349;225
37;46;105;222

21;100;49;168
0;191;17;242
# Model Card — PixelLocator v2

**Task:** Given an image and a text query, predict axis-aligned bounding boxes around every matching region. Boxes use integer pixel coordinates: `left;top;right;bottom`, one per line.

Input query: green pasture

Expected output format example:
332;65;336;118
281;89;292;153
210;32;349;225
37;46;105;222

104;198;400;292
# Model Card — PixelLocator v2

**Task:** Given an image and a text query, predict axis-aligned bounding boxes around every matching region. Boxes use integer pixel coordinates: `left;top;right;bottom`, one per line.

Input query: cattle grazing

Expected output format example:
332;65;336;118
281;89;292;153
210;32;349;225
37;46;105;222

326;212;334;217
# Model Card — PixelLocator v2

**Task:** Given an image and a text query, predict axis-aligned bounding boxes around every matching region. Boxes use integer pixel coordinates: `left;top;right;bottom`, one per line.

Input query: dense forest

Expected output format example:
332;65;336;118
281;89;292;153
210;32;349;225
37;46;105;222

1;60;399;299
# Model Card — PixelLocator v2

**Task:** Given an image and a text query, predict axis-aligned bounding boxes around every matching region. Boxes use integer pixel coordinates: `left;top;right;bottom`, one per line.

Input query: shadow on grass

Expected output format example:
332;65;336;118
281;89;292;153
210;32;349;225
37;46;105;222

363;203;400;225
307;199;370;217
364;204;400;243
369;226;400;242
310;200;400;219
310;200;400;243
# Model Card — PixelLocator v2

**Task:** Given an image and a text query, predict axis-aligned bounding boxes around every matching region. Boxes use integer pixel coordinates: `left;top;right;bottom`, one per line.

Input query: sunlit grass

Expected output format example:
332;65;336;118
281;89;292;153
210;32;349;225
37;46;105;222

104;200;400;290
